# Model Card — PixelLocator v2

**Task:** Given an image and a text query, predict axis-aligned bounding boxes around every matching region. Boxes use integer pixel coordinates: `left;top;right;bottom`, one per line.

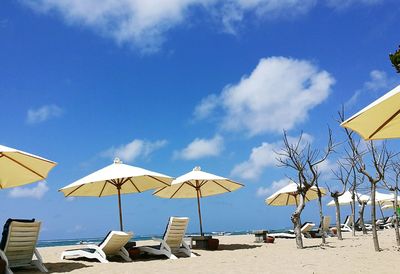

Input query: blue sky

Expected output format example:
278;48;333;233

1;0;399;240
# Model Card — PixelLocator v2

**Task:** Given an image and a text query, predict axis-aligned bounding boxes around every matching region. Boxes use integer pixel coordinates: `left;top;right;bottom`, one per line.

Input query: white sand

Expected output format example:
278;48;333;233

15;229;400;274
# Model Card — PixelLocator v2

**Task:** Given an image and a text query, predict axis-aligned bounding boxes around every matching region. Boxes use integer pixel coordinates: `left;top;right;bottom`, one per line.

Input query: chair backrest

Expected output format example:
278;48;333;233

385;216;393;224
164;217;189;249
1;220;41;267
344;215;353;226
301;222;315;233
322;216;331;232
99;231;133;255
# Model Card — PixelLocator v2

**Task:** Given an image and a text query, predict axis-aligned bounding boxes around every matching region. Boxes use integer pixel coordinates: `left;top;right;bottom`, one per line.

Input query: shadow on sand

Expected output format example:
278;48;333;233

15;262;92;273
216;243;262;251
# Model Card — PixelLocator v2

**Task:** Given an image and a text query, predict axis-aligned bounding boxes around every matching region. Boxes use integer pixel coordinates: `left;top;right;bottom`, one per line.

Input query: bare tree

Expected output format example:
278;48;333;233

343;134;392;251
329;162;352;240
355;176;369;235
277;130;334;249
382;161;400;246
315;178;326;244
340;110;393;251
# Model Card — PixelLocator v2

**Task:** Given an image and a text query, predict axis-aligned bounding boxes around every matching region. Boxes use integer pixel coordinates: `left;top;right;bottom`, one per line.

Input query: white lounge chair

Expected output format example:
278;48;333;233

340;215;353;232
138;217;195;259
270;222;316;239
0;219;47;274
382;216;394;229
312;216;332;238
61;231;133;263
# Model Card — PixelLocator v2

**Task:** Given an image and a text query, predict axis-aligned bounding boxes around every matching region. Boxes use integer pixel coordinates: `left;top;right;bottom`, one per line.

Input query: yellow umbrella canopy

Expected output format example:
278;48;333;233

266;182;326;206
341;84;400;140
0;144;56;189
153;166;244;235
60;158;173;231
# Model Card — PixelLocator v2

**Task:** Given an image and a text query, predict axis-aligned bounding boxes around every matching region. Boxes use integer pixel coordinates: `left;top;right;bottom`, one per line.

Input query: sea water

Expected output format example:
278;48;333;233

37;230;276;248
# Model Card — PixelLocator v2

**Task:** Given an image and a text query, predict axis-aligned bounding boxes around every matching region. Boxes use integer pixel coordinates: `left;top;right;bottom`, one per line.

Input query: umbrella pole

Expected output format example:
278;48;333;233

196;187;204;236
117;186;124;231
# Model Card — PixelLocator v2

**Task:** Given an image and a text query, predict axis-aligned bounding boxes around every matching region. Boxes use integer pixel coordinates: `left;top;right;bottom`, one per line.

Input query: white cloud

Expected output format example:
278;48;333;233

345;70;397;107
216;0;316;35
174;135;224;160
231;142;279;180
26;104;63;124
9;181;49;199
195;57;334;136
316;158;337;180
22;0;316;52
102;139;167;162
326;0;383;9
193;94;219;120
232;133;313;180
256;178;289;197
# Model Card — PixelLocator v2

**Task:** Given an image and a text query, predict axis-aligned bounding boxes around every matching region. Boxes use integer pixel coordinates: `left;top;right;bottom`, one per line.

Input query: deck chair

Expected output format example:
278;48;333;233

354;218;372;231
61;231;133;263
340;215;353;232
270;222;315;239
138;217;195;259
310;216;332;238
0;219;47;274
382;216;394;229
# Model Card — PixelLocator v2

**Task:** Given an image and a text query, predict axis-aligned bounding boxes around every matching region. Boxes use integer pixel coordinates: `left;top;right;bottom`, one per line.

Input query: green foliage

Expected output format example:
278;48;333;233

389;45;400;73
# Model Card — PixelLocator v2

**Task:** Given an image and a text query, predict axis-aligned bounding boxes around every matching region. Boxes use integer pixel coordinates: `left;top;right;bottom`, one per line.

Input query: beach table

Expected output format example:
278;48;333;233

253;230;267;243
192;235;212;249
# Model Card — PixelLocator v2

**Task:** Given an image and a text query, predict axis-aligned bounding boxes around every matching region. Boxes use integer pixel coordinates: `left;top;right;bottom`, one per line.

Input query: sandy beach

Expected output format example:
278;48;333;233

13;229;400;274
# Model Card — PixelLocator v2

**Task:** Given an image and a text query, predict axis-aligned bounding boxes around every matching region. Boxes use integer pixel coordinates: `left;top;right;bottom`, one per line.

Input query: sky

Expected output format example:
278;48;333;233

1;0;400;240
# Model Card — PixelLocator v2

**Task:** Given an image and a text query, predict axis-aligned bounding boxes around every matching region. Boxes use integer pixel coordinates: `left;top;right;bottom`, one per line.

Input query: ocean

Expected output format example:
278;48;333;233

37;229;289;247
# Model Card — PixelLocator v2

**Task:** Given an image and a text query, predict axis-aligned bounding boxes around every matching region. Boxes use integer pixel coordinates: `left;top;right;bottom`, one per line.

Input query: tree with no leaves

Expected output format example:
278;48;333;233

354;176;369;235
342;123;393;251
315;178;327;245
382;160;400;246
277;130;335;249
328;162;353;240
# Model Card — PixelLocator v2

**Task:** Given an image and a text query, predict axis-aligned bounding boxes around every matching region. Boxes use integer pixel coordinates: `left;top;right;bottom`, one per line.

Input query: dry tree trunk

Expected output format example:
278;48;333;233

318;193;326;244
351;190;356;237
394;186;400;246
316;183;326;244
371;183;380;251
334;196;343;240
359;202;367;234
291;194;306;249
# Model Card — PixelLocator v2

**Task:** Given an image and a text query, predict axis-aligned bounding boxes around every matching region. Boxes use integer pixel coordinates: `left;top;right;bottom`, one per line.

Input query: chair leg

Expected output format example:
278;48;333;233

167;253;178;260
0;250;13;274
34;249;48;272
118;248;132;262
180;247;196;258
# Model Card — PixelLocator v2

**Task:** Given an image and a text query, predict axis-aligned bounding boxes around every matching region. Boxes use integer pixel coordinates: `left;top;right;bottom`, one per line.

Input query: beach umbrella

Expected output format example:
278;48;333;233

341;84;400;140
366;191;395;218
59;158;173;231
367;191;395;205
265;182;326;206
153;166;244;236
0;144;56;189
382;204;394;210
327;191;370;206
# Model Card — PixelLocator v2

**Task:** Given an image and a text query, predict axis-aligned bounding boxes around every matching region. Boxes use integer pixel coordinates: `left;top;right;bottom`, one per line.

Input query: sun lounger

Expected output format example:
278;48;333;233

138;217;195;259
61;231;133;263
310;216;332;238
382;216;394;229
0;219;47;274
354;218;372;231
340;215;353;232
270;222;315;239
